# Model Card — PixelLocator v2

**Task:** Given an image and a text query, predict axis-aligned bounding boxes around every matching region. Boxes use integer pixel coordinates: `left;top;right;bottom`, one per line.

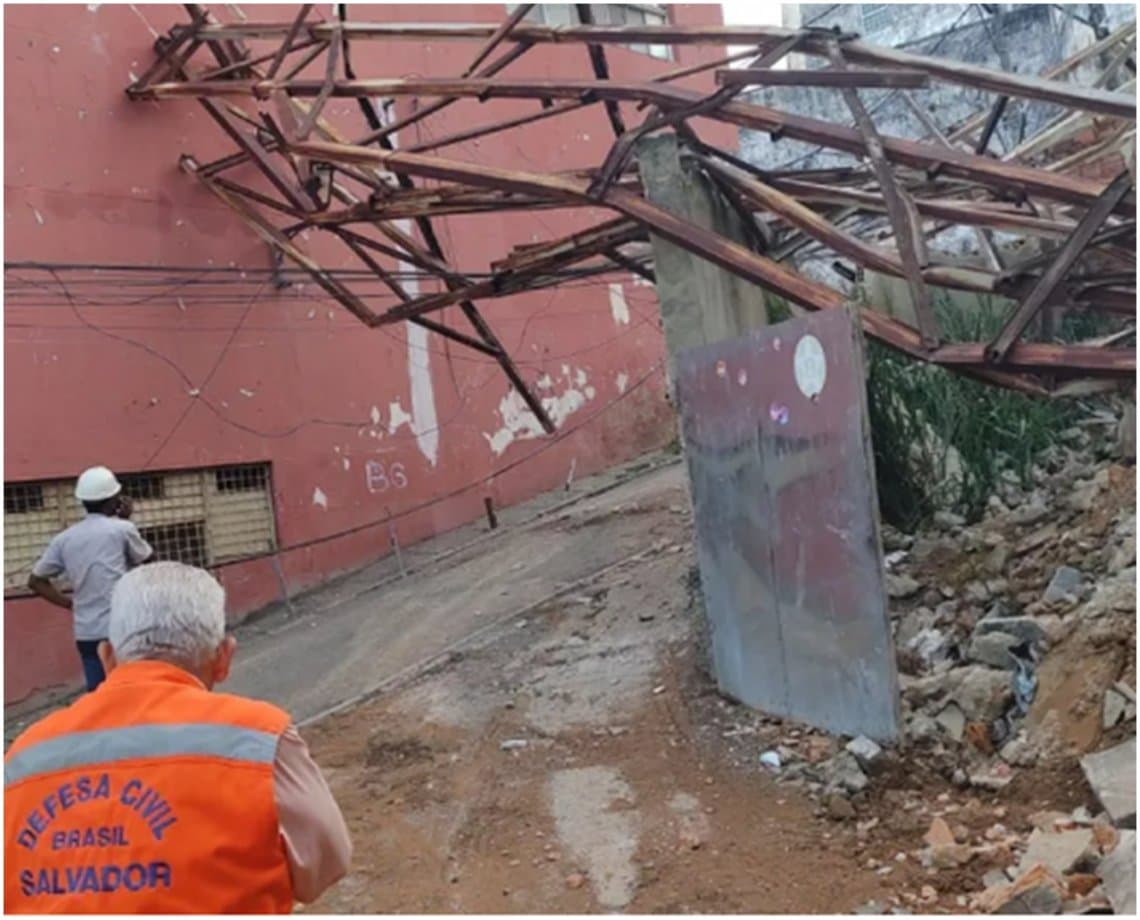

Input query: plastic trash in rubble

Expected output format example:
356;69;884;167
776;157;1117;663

759;750;781;771
1009;641;1039;716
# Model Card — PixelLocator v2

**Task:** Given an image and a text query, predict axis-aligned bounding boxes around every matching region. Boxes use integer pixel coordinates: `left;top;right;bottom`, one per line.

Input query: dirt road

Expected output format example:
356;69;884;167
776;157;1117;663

300;463;1102;914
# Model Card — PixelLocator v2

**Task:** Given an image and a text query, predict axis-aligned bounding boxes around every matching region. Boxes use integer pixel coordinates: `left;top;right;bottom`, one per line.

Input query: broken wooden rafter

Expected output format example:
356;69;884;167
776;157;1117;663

987;170;1135;363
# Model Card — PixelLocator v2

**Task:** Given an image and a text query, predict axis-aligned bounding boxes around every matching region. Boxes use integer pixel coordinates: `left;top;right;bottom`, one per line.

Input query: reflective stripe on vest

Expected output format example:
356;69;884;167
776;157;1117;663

4;723;278;787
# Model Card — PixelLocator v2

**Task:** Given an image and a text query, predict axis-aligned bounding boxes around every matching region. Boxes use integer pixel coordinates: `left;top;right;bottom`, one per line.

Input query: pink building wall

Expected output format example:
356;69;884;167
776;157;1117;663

4;3;733;702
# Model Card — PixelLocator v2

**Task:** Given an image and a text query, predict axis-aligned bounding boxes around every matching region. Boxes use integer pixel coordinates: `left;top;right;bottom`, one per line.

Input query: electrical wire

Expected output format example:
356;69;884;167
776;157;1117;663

210;358;666;571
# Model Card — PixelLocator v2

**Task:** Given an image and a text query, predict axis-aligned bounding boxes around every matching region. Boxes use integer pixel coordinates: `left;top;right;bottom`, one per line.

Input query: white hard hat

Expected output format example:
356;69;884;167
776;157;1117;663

75;466;122;503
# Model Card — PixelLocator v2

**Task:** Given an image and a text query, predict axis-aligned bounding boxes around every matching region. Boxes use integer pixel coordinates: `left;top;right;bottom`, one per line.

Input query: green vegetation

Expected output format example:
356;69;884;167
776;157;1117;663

865;291;1076;530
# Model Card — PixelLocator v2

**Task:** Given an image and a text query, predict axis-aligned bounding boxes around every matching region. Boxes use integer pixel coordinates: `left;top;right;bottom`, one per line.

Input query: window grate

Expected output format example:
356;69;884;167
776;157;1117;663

507;4;672;57
5;483;45;515
119;474;165;501
861;4;893;38
141;521;210;569
4;463;277;595
215;464;268;493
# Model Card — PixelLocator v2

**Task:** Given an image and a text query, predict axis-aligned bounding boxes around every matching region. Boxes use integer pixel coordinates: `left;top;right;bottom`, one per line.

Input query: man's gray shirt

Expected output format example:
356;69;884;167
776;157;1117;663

32;514;153;640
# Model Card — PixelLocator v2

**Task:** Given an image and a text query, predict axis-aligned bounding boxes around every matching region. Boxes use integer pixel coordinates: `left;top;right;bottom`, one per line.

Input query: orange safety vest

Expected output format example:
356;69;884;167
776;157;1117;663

4;660;294;914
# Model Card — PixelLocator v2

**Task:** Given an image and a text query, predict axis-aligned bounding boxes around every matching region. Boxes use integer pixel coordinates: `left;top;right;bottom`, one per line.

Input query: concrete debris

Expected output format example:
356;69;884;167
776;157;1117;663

1096;830;1135;915
923;817;956;848
933;703;967;742
845;735;883;771
1044;566;1084;604
500;739;529;751
969;762;1014;791
826;794;856;821
826;752;869;795
975;617;1047;648
1017;828;1098;877
968;631;1021;669
886;573;922;599
1102;687;1136;729
1080;739;1137;829
977;863;1068;914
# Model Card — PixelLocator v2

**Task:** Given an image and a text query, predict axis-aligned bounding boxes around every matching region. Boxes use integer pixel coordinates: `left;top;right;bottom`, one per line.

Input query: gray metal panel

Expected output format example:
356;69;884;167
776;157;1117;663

676;308;900;741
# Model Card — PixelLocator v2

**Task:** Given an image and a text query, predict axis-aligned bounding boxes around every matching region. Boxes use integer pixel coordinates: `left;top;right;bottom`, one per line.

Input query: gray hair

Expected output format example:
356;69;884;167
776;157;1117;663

109;562;227;667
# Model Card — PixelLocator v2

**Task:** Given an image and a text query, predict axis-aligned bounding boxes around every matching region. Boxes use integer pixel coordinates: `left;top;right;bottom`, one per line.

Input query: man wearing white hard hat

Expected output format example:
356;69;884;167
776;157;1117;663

27;466;154;692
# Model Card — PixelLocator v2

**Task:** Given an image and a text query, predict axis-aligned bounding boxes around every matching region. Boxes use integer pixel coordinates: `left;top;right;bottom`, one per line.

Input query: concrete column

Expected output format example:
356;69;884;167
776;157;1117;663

636;133;771;397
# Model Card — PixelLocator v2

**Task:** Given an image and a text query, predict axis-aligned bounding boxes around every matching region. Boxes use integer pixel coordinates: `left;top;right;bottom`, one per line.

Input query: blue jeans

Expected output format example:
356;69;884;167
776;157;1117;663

76;640;106;692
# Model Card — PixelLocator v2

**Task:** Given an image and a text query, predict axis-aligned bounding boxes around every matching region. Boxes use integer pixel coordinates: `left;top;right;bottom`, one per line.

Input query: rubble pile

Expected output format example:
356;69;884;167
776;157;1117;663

704;423;1136;914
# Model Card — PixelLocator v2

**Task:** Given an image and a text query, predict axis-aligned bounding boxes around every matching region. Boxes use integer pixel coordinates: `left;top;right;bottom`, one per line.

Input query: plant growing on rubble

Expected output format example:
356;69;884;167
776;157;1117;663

865;292;1075;529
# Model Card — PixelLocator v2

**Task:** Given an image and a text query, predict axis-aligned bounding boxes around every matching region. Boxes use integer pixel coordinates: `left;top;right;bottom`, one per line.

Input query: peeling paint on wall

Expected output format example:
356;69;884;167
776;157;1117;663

616;372;629;394
608;281;631;325
483;366;596;457
312;487;328;509
388;399;412;435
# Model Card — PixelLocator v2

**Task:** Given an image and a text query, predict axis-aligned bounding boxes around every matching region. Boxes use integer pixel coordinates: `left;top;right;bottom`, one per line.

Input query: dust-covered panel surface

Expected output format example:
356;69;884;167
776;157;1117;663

676;308;900;741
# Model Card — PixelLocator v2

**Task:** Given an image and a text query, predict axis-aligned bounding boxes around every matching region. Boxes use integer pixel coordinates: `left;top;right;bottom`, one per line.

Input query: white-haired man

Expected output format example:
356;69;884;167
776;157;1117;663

27;466;154;692
5;562;352;913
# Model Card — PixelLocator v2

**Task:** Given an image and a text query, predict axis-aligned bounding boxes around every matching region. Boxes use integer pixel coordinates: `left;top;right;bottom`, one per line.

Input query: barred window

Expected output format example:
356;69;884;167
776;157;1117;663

861;4;893;38
4;463;277;594
507;4;672;58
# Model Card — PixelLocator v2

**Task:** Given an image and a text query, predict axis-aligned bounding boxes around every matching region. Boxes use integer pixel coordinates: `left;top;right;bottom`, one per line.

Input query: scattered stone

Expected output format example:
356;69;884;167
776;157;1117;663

1080;738;1136;827
845;736;883;770
928;843;974;869
970;763;1014;791
974;617;1047;648
887;573;922;599
985;544;1011;577
1000;734;1040;767
983;869;1012;889
1012;500;1050;527
759;751;781;771
855;900;886;915
827;752;869;795
1044;566;1083;604
1017;828;1098;877
924;817;956;848
565;873;586;891
968;631;1020;670
1092;824;1119;854
827;794;856;821
1103;687;1135;729
897;607;936;648
907;627;953;668
1066;874;1102;898
500;739;529;751
934;511;966;530
919;885;937;903
978;864;1067;914
1096;830;1135;915
965;581;992;604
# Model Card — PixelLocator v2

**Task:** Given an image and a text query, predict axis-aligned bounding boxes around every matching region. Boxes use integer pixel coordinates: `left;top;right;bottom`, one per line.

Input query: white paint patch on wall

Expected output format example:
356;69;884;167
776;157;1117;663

370;405;381;426
616;372;629;394
608;282;631;325
483;366;596;457
388;117;440;468
388;399;413;435
312;487;328;509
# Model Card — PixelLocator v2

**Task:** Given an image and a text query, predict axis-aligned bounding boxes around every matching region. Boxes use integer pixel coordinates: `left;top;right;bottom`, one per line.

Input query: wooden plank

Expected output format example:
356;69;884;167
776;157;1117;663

988;170;1135;362
717;68;929;89
827;41;940;349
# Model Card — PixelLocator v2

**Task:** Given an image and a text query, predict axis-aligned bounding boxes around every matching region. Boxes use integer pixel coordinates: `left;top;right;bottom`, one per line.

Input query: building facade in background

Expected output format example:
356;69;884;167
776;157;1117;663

4;3;735;702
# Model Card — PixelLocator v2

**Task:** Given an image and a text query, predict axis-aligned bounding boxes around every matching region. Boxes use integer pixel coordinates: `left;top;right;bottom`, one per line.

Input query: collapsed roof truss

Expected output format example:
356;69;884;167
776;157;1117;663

129;6;1137;417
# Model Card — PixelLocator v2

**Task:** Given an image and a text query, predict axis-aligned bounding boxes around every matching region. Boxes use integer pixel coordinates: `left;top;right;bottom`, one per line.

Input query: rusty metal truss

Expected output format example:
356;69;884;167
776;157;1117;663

128;6;1137;416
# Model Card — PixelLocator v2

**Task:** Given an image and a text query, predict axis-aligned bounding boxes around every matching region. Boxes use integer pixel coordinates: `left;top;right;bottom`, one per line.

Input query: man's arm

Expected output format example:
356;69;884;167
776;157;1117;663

273;725;353;904
27;574;72;610
28;536;71;610
121;521;154;569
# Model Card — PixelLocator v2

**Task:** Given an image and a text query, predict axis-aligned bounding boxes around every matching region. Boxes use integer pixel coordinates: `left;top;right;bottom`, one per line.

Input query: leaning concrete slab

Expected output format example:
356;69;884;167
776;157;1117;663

1080;737;1137;828
1097;829;1136;915
675;309;900;741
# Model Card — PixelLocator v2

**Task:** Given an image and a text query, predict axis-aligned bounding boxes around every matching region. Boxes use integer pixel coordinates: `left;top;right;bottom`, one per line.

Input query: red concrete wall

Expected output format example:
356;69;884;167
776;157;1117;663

4;3;735;702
